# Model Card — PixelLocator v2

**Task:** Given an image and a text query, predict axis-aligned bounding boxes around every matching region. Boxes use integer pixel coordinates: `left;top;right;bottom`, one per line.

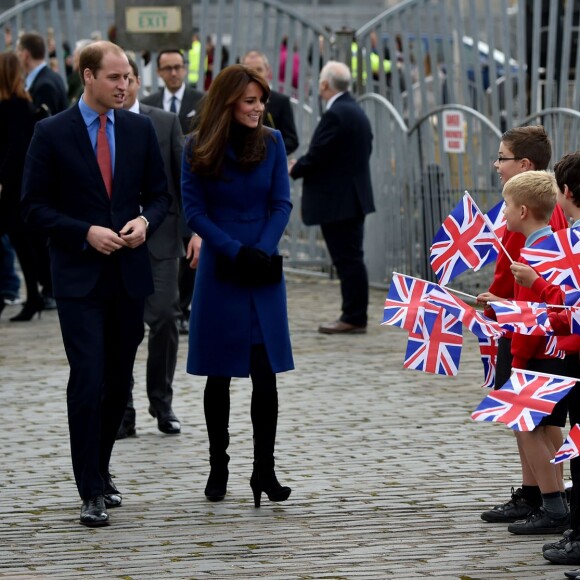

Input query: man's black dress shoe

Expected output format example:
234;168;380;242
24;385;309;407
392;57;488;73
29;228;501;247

104;476;122;508
149;406;181;435
116;421;137;440
80;496;109;527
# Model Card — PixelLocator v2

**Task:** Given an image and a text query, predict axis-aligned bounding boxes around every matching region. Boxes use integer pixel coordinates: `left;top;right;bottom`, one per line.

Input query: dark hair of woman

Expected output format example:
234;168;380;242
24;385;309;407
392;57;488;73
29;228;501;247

0;51;31;101
188;64;272;178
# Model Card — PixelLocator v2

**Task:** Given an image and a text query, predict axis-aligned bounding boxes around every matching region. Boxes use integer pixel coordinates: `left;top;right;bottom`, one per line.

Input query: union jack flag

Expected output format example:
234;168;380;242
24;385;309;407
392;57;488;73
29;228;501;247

486;199;507;240
489;300;551;336
544;335;565;359
571;307;580;335
382;273;435;333
403;305;463;375
471;369;576;431
430;193;498;285
520;227;580;290
478;335;498;388
551;424;580;464
565;286;580;307
427;285;504;339
478;199;506;268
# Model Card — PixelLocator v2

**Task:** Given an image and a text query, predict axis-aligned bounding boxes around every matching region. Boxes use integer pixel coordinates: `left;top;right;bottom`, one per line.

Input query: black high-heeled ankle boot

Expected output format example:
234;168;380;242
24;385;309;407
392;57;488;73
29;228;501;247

9;299;43;322
205;457;229;502
250;468;291;508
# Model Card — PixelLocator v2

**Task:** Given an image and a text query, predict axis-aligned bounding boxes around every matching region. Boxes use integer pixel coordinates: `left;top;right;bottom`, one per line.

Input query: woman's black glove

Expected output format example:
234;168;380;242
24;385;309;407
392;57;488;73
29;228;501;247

234;246;271;275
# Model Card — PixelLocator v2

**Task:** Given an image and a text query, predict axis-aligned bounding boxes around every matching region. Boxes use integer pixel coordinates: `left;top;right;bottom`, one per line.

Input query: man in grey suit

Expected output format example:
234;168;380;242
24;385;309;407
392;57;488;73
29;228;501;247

142;48;205;335
117;57;200;438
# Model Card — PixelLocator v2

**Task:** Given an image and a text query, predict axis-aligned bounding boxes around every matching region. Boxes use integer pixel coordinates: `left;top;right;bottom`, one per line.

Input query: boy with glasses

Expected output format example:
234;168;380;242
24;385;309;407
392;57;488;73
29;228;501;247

477;125;569;526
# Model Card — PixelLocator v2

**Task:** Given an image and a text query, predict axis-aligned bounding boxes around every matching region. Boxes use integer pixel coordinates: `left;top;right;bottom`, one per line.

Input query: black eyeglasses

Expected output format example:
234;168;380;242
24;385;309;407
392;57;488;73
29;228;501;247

496;157;523;163
159;65;184;73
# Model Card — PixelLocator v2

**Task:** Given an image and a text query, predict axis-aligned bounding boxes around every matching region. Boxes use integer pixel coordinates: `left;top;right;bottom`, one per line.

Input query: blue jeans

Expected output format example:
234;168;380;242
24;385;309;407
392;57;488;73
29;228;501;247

0;234;20;300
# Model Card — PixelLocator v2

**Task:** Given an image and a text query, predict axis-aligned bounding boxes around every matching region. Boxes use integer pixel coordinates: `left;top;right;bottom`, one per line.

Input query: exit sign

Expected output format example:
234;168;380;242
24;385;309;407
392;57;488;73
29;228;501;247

126;6;182;33
115;0;192;52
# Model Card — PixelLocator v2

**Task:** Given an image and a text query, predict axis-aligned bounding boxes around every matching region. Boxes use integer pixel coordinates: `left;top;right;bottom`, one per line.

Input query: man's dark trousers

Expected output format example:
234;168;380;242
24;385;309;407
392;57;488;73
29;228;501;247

57;263;145;500
320;215;369;327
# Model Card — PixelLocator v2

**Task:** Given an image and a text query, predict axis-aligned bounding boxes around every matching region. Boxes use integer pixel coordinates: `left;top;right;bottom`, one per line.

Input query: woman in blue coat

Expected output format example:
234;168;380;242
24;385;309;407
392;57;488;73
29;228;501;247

182;64;294;508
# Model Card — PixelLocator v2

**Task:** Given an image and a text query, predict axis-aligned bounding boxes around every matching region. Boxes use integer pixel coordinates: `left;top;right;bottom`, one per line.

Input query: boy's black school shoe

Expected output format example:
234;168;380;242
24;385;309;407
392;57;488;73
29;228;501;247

544;540;580;565
507;506;570;535
543;529;573;552
480;487;536;523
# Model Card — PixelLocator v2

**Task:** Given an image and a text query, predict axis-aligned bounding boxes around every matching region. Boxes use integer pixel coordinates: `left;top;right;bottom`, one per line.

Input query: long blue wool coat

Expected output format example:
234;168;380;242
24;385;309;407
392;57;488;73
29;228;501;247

182;128;294;377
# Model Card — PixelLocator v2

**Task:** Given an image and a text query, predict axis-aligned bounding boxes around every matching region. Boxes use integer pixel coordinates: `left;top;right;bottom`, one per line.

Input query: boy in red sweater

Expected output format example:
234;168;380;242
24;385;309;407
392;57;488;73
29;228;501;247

481;170;569;534
477;126;568;524
510;152;580;571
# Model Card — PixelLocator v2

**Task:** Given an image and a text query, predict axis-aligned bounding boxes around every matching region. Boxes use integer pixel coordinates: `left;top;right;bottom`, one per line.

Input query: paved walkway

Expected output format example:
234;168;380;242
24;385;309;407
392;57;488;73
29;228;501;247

0;273;574;579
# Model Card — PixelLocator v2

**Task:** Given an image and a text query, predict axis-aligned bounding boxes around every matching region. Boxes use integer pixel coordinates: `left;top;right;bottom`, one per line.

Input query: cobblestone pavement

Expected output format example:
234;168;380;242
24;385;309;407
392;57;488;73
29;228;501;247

0;273;574;579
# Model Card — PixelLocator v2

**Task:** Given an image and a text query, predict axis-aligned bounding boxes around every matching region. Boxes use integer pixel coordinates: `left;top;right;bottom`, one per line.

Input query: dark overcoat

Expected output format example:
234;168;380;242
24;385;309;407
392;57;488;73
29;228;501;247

182;128;294;377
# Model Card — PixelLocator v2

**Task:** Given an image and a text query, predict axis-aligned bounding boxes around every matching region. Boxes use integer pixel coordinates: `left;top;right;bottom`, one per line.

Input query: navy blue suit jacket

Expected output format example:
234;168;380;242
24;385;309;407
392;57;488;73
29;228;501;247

290;92;374;226
21;105;171;299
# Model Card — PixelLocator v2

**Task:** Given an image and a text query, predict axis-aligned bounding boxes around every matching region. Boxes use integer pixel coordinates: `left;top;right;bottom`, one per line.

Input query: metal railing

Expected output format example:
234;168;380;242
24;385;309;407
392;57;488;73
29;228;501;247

4;0;580;294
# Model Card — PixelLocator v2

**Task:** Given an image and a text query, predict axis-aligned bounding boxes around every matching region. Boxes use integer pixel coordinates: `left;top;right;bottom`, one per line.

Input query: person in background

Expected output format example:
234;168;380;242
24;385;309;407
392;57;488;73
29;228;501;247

142;48;205;335
67;39;94;105
241;50;299;155
0;51;42;322
289;61;375;334
181;64;293;508
17;31;68;311
117;56;199;438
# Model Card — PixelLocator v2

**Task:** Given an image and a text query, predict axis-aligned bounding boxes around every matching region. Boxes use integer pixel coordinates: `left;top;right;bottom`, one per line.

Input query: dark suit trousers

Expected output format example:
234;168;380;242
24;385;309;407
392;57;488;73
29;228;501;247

320;216;369;327
57;292;145;500
126;255;180;419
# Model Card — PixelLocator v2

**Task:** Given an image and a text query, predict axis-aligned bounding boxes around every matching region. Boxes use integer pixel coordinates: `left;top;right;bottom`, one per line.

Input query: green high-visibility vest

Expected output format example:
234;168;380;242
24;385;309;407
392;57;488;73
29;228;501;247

188;39;201;84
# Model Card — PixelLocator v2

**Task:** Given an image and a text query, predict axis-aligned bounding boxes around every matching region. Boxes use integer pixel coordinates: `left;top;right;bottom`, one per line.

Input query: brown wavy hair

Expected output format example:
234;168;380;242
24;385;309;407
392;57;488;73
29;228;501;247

0;51;31;101
188;64;272;178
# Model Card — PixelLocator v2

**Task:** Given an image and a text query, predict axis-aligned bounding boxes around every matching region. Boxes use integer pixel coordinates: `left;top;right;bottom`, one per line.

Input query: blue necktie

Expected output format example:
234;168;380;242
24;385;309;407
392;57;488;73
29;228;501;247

170;96;177;113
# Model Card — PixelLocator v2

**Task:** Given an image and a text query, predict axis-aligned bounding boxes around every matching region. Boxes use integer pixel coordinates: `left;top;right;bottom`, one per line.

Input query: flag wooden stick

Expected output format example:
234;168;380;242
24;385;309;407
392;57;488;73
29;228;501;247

465;190;514;264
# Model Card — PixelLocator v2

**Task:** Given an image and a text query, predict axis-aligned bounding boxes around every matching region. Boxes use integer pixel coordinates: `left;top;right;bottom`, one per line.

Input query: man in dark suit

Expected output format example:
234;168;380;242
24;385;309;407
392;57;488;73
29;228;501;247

21;41;171;527
17;31;68;115
141;48;204;136
241;50;299;155
289;60;374;334
117;56;200;438
142;48;205;335
16;31;68;309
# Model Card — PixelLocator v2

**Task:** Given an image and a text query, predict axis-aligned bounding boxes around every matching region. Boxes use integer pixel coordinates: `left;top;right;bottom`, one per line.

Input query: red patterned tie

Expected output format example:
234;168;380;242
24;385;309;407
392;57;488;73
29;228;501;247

97;114;112;197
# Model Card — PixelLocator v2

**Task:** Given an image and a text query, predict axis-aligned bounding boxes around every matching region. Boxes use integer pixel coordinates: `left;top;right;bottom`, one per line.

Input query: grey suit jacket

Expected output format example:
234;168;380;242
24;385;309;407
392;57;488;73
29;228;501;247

141;86;204;136
139;103;185;260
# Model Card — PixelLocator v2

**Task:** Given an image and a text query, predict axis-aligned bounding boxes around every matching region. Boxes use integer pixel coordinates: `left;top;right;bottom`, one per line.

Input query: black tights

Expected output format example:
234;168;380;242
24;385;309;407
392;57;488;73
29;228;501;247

204;345;278;468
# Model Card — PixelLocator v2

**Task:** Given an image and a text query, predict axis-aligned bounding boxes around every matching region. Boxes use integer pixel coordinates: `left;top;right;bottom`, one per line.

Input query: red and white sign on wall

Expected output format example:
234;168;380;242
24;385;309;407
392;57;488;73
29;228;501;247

442;111;465;153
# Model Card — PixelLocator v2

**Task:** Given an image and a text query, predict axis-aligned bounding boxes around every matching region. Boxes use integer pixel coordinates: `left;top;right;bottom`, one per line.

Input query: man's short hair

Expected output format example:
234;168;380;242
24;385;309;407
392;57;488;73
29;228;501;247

501;125;551;170
320;60;351;92
18;32;46;60
242;50;270;69
503;170;558;222
156;48;184;68
78;41;126;86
